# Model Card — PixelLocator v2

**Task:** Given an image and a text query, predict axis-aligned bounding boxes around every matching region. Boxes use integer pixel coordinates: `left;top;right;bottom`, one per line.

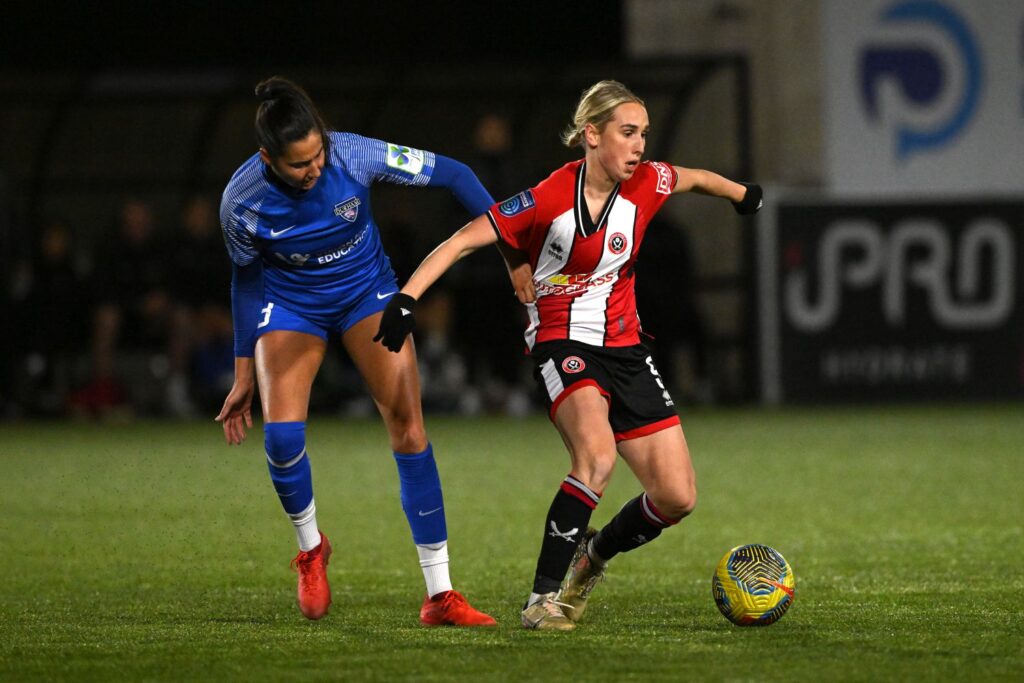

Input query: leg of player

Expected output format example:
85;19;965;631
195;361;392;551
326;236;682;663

561;425;695;623
342;313;495;626
255;330;332;620
599;425;696;560
613;424;697;546
521;386;617;631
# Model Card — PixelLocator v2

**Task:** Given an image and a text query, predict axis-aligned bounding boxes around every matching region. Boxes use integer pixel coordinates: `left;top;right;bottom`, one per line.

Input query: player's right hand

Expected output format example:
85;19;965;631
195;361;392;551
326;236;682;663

373;293;417;352
215;379;255;445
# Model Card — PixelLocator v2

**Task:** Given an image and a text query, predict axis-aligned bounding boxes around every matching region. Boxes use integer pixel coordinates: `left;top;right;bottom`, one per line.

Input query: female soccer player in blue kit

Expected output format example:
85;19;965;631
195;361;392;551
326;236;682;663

216;77;520;625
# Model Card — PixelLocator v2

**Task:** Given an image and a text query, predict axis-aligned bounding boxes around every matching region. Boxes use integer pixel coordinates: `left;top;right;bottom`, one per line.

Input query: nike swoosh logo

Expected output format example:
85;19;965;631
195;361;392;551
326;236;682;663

762;579;794;597
418;507;442;516
269;225;297;237
376;291;397;300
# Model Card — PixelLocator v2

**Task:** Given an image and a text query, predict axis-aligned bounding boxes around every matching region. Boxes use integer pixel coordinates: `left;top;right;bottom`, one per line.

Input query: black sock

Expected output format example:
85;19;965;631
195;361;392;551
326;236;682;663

592;492;677;562
531;475;601;594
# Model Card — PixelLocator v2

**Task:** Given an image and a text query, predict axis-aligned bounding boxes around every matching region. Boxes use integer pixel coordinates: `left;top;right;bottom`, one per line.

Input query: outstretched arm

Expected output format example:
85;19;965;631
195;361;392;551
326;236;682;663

410;215;500;298
672;166;762;214
429;154;534;298
374;215;500;352
428;154;493;216
215;260;262;444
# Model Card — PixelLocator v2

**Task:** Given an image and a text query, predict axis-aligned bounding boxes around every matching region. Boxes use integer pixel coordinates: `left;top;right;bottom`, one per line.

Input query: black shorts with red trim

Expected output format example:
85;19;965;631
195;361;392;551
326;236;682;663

530;339;680;442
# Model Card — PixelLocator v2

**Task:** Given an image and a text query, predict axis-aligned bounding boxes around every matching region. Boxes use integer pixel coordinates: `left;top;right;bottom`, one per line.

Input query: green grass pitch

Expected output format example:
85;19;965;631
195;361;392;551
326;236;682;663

2;404;1022;681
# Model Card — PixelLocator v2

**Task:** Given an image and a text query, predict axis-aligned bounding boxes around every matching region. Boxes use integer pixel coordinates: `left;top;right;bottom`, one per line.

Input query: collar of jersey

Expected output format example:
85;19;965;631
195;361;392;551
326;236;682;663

574;161;620;238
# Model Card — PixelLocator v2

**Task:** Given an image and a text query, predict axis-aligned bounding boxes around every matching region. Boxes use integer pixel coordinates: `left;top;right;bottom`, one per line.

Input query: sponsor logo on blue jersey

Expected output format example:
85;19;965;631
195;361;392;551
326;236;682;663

386;144;425;175
275;252;311;266
272;226;370;267
498;190;535;217
860;0;982;160
334;197;362;222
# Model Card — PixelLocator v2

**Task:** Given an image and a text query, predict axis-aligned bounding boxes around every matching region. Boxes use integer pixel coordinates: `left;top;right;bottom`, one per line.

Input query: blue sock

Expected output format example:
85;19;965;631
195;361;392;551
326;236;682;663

265;421;314;516
393;443;447;545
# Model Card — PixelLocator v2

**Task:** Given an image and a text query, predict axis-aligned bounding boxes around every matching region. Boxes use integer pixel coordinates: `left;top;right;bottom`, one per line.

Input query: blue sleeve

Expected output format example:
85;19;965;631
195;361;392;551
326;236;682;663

427;154;495;217
231;260;264;357
332;132;437;187
331;132;493;215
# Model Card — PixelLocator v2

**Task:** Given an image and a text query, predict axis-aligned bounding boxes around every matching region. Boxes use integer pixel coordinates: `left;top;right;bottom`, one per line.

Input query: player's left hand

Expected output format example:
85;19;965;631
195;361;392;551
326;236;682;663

215;378;255;445
374;293;418;352
733;182;763;215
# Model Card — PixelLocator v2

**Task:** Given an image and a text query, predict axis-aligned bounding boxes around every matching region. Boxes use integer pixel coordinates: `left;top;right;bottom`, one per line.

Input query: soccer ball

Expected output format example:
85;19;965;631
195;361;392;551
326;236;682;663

712;544;795;626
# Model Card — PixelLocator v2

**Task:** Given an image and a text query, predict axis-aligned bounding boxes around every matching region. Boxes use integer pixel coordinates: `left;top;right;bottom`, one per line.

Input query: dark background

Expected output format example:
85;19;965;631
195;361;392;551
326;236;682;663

4;1;623;69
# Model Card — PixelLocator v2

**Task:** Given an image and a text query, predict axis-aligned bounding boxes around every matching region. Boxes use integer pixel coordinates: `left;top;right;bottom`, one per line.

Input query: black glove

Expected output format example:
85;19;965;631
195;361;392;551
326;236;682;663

373;293;418;352
733;182;763;215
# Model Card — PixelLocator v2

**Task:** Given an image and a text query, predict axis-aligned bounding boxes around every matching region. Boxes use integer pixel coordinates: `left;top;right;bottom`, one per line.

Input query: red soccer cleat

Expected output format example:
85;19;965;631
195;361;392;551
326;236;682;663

290;532;332;620
420;590;497;627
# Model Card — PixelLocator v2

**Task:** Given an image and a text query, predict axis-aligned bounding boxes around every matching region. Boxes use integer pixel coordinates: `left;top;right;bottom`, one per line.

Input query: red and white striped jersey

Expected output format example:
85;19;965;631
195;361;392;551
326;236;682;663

487;159;677;349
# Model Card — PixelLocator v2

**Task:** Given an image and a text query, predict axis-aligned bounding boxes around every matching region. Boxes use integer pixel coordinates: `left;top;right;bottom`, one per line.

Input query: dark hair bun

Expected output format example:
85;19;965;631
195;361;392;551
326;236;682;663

255;76;291;103
253;76;327;158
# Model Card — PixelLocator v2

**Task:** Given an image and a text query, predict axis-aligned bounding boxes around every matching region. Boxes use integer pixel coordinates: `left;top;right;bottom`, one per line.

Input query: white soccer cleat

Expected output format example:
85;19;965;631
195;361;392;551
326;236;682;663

521;592;576;631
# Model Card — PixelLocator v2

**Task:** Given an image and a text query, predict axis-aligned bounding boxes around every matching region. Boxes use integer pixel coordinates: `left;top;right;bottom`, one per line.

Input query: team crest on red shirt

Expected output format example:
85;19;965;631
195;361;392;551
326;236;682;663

561;356;585;374
608;232;628;254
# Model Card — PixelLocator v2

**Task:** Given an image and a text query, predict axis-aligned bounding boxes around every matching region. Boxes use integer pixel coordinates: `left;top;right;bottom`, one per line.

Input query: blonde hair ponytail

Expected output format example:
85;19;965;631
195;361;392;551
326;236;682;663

561;80;645;148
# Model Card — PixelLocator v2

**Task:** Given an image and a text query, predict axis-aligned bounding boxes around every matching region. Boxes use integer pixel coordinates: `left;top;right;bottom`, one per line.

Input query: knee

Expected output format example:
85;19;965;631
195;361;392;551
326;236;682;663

376;399;427;453
570;448;617;493
264;421;306;464
388;420;427;454
654;482;697;521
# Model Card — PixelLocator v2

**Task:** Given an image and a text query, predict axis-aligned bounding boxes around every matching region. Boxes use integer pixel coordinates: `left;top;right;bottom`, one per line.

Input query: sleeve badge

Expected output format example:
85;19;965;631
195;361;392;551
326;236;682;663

498;190;536;217
386;143;425;175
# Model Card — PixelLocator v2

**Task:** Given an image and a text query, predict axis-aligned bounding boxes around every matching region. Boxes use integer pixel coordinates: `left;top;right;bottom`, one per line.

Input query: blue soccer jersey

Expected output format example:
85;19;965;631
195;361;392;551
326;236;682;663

222;133;434;324
220;131;491;351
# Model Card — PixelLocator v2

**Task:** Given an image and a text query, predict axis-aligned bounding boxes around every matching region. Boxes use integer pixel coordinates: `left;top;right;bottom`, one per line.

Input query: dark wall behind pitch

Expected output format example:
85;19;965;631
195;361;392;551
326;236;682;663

5;1;623;70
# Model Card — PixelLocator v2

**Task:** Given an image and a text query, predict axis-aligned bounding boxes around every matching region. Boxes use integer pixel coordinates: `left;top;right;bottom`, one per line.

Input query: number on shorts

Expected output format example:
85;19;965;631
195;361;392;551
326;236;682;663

257;302;275;329
645;355;672;402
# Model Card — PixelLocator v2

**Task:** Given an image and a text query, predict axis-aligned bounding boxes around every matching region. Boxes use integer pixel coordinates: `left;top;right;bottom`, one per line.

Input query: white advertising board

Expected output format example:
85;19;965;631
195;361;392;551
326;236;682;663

824;0;1024;196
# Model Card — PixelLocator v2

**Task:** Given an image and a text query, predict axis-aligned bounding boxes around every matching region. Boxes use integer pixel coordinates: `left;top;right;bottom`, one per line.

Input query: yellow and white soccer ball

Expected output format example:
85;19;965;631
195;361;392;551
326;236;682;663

712;544;795;626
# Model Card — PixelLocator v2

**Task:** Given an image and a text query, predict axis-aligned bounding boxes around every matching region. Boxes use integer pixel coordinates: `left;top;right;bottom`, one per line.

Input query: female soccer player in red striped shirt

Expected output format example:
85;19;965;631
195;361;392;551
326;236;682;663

376;80;762;630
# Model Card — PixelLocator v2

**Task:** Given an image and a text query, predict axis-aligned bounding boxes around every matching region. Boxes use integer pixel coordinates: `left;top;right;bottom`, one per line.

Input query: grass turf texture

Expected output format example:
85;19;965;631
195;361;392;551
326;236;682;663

1;405;1022;681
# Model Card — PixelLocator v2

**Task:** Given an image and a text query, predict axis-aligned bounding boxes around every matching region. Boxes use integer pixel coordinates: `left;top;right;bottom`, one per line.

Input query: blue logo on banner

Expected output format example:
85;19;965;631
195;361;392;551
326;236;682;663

859;0;982;160
498;190;535;217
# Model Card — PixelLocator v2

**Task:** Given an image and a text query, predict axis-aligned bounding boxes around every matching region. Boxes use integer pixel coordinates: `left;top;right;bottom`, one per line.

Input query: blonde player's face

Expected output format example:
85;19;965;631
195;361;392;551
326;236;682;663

261;130;326;191
595;102;649;182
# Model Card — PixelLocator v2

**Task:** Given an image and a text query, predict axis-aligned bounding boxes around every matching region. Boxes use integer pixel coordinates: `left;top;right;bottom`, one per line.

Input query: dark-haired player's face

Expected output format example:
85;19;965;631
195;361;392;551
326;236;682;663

261;131;326;191
593;102;648;182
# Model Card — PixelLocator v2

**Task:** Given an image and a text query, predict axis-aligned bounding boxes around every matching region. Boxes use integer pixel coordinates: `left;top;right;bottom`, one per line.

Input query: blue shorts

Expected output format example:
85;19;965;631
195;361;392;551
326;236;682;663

255;273;399;341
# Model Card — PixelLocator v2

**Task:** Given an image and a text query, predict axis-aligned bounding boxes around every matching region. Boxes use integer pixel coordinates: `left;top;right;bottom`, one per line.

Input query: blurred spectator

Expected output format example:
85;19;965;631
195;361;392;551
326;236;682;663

71;199;179;417
635;216;713;403
377;205;477;414
165;195;234;414
449;112;533;414
470;113;528;203
379;200;431;285
415;290;476;414
10;218;90;415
